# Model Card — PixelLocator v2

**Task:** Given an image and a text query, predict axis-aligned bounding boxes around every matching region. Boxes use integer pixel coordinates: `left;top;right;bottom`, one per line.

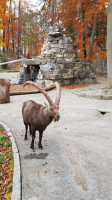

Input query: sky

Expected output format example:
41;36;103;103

15;0;44;11
26;0;44;11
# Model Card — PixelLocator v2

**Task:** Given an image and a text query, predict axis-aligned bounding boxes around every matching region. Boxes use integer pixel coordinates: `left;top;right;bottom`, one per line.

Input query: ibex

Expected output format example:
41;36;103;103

22;81;61;150
0;78;10;103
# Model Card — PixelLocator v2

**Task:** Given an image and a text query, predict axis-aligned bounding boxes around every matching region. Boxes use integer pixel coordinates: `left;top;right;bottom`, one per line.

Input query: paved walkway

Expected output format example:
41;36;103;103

0;74;112;200
0;72;19;84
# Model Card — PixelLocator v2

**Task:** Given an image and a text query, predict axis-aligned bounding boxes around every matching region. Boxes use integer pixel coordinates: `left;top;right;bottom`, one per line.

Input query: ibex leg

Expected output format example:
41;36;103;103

29;125;32;135
25;125;28;140
30;127;36;150
38;131;43;149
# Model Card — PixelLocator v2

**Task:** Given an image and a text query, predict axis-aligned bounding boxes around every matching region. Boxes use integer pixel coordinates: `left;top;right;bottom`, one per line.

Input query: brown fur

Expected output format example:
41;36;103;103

22;82;61;150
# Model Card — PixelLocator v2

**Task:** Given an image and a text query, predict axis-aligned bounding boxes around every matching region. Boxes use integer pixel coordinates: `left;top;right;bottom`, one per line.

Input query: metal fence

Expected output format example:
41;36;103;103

92;59;107;76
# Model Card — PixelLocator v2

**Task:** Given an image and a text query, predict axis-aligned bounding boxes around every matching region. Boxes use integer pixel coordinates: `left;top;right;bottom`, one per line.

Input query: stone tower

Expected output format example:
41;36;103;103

24;23;96;86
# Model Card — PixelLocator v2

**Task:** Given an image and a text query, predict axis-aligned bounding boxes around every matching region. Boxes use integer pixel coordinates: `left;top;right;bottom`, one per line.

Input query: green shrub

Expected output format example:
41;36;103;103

0;52;8;69
0;135;7;145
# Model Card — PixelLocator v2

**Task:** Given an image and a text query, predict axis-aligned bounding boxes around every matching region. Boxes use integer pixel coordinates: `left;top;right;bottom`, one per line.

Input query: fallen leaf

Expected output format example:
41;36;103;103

0;188;5;195
97;155;101;158
0;180;2;185
0;128;13;197
63;84;87;89
21;134;25;137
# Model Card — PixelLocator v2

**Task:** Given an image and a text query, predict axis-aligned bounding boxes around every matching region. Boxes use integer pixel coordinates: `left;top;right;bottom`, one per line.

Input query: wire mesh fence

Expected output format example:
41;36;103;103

92;59;107;76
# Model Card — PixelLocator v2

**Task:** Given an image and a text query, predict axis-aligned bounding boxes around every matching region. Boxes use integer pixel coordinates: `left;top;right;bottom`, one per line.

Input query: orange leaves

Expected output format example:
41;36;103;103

64;84;87;89
23;0;28;6
0;188;5;195
4;177;12;187
60;0;107;61
41;33;47;39
0;0;17;49
0;0;107;59
41;0;62;25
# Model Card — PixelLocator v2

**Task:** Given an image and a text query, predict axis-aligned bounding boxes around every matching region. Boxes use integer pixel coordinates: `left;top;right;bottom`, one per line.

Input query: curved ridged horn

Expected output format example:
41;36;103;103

23;81;54;106
54;82;61;105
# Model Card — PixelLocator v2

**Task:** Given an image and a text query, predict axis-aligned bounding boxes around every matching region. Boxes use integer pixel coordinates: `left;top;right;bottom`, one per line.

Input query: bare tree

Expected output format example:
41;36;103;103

7;0;12;56
88;13;97;62
51;0;56;25
17;0;21;58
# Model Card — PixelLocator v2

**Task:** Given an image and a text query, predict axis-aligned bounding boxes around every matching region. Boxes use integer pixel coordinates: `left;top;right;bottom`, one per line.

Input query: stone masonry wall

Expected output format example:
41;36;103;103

39;24;96;86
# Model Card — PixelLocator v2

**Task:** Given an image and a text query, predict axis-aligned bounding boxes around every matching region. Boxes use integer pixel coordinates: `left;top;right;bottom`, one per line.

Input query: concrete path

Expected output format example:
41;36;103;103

0;74;112;200
0;72;20;84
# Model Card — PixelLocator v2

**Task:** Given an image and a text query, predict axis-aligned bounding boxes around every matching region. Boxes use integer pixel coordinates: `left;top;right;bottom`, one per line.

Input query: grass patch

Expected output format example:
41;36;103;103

0;127;14;199
0;135;7;145
0;68;19;72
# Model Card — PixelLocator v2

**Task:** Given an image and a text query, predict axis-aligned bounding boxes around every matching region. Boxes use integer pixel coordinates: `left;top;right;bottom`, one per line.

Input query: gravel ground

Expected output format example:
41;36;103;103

0;74;112;200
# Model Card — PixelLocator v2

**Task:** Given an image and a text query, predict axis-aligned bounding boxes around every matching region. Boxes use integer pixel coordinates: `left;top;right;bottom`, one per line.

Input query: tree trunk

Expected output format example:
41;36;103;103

3;6;6;52
12;0;16;53
88;13;97;62
51;0;56;25
7;0;12;56
3;30;5;52
107;0;112;87
17;0;21;58
81;3;87;60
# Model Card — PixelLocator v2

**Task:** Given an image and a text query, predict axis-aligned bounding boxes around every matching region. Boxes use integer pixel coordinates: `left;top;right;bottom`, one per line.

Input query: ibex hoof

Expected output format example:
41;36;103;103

30;144;34;150
38;143;43;149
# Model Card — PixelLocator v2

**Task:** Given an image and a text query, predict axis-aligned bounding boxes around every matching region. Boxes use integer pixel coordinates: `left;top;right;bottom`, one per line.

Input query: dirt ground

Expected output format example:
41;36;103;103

10;84;44;92
10;84;88;93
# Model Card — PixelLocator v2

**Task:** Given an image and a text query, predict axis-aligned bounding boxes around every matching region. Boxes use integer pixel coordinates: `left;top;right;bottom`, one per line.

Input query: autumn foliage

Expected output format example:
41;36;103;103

0;0;42;58
42;0;107;61
0;0;108;61
62;0;107;61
